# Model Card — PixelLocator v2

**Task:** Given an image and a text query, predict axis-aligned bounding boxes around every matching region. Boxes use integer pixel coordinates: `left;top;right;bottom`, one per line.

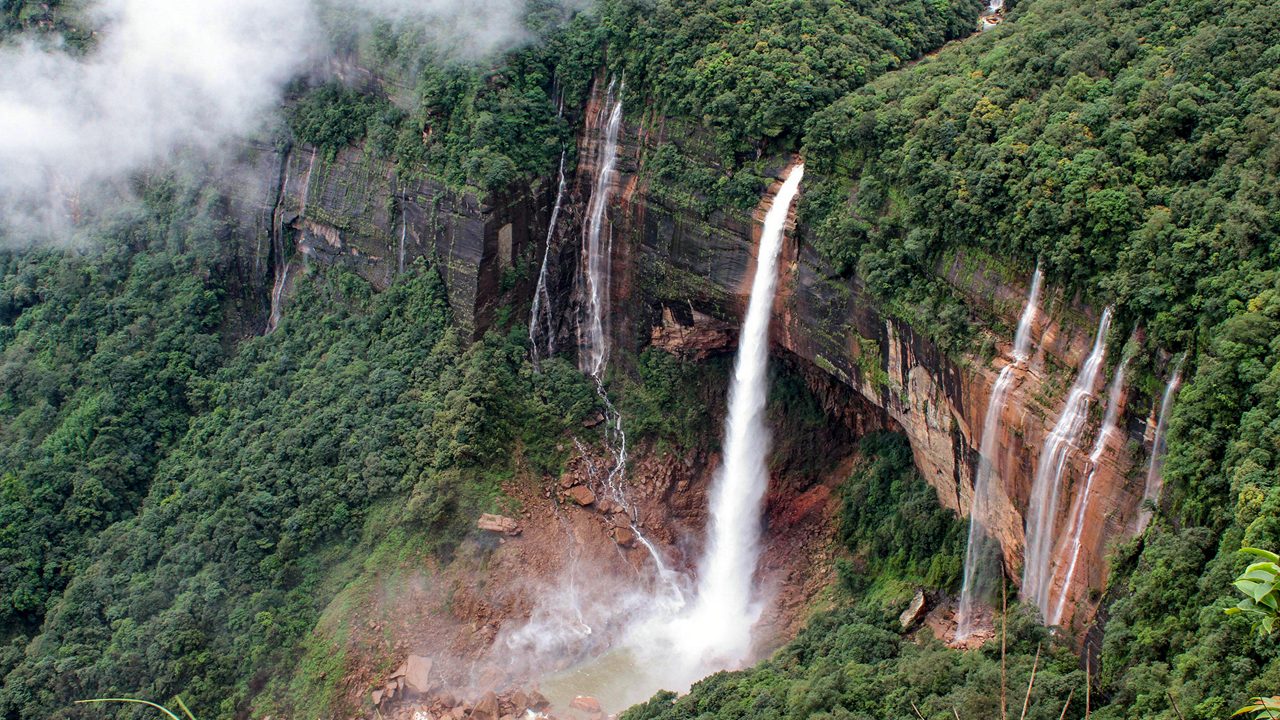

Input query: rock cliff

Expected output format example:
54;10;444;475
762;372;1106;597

550;77;1161;631
221;78;1163;632
225;141;553;338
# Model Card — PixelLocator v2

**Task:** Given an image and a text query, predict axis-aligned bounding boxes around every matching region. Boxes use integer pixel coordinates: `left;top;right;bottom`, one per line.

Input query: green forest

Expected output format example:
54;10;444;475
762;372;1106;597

1;0;1279;717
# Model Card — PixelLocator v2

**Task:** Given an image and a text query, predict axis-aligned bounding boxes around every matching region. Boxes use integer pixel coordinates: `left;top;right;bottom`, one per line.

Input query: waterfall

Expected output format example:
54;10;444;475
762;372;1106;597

1048;356;1129;626
580;81;624;379
955;267;1043;640
569;83;678;596
668;163;804;669
1022;307;1113;617
397;209;407;275
1137;358;1183;533
266;234;292;334
530;151;568;365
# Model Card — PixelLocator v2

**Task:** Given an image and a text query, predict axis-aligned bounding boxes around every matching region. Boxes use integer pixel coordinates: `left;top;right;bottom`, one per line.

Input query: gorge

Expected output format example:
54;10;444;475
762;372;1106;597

1;0;1276;717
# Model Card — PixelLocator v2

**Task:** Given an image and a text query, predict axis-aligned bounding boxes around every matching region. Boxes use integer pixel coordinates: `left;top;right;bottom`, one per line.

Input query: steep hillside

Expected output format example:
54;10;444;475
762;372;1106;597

0;0;1277;717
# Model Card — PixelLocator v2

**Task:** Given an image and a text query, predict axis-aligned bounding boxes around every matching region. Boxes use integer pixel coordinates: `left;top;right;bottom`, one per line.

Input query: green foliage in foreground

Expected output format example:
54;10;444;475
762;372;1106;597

1223;548;1280;720
1226;548;1280;637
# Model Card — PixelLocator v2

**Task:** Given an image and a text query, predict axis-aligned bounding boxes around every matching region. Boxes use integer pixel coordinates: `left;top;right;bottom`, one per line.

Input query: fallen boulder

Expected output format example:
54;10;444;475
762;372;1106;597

899;589;928;629
471;692;500;720
565;485;596;506
570;696;603;714
405;654;434;692
477;514;521;536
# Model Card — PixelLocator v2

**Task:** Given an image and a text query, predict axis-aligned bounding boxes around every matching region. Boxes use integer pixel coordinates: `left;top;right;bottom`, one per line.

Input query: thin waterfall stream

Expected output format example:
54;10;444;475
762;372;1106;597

530;151;568;365
955;267;1042;640
1137;358;1183;533
1049;355;1129;625
580;81;624;378
1022;307;1113;617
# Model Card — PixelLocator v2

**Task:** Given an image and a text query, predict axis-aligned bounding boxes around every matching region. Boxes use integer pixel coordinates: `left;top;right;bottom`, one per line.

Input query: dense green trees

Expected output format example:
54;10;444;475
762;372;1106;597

602;0;981;162
0;179;599;717
800;0;1280;355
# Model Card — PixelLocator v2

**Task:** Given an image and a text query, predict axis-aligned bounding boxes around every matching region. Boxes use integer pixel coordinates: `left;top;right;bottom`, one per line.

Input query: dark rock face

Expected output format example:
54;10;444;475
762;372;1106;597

224;141;551;338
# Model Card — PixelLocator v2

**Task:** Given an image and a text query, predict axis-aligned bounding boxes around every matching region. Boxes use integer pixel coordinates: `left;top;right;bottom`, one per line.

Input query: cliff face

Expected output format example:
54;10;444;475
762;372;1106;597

225;142;551;338
220;81;1157;632
559;78;1157;630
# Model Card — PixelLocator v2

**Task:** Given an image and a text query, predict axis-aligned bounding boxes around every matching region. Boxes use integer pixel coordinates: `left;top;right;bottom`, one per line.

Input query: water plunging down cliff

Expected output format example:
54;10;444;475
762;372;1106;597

579;80;625;379
530;151;568;365
671;162;805;670
1138;359;1182;534
956;267;1042;640
1050;356;1129;625
1023;308;1113;619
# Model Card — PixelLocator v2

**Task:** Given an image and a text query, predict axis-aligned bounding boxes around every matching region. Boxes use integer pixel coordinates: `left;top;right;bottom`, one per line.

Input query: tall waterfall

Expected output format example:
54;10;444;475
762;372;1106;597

570;80;679;596
1022;307;1113;616
955;267;1043;640
530;151;568;365
1049;356;1129;626
580;82;624;379
397;208;407;275
669;163;804;669
1137;358;1183;533
266;241;292;334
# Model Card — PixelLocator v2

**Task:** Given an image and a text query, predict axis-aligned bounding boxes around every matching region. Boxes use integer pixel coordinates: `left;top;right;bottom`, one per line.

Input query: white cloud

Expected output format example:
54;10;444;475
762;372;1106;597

0;0;550;242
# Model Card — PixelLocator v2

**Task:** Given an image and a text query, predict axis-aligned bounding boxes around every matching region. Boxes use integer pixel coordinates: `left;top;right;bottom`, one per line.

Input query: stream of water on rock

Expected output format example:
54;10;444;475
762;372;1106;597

530;151;568;366
1136;357;1182;534
955;266;1042;640
1022;307;1113;618
579;81;624;379
1049;355;1129;626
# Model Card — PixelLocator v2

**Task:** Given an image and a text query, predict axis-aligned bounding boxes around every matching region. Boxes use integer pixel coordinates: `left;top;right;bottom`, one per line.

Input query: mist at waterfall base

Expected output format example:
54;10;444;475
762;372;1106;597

500;165;806;714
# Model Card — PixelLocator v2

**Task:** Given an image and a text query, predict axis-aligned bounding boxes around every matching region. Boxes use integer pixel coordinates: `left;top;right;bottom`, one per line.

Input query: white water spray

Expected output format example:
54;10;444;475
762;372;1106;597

1137;358;1183;534
666;163;804;670
1022;307;1113;617
956;267;1042;640
580;82;624;379
1049;356;1129;626
530;151;568;365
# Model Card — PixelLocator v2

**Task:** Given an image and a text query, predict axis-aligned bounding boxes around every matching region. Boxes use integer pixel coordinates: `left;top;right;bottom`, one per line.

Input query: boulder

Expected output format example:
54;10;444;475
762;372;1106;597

570;696;603;714
510;691;529;713
610;526;637;548
405;654;434;692
528;691;551;711
372;690;384;706
565;485;596;506
477;514;521;536
899;589;928;629
471;692;500;720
